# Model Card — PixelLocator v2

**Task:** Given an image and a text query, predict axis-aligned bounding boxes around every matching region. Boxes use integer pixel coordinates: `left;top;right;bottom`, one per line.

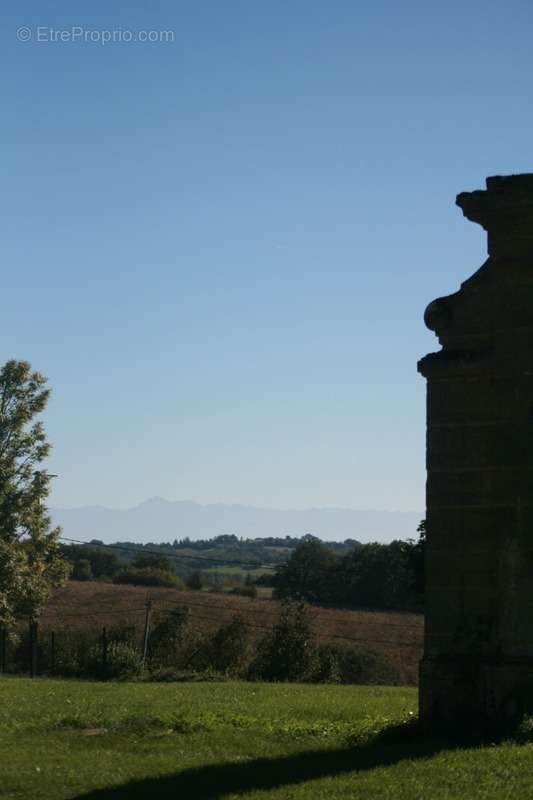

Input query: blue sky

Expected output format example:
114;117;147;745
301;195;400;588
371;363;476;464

2;1;532;511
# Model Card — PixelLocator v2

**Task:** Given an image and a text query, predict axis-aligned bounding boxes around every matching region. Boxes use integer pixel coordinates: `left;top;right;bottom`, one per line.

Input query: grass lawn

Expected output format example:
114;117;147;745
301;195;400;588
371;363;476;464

2;677;533;799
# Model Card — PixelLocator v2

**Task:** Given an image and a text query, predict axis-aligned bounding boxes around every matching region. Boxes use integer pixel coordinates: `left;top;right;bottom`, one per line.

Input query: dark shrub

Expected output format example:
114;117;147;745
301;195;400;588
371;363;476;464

47;624;141;679
186;570;203;590
315;643;342;683
149;606;190;666
195;615;252;676
92;640;142;680
249;601;318;682
315;642;402;685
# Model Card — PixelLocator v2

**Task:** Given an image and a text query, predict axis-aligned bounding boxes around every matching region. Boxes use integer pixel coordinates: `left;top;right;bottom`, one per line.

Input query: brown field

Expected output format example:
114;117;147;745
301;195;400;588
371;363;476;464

41;581;423;684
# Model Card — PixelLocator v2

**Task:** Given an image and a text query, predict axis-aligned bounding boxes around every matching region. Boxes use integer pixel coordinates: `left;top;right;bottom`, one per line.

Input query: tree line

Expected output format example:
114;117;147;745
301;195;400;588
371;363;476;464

273;529;425;611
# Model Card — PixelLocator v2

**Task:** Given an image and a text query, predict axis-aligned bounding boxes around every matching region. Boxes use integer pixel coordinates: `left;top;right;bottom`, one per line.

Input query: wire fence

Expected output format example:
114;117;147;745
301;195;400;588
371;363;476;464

0;592;423;685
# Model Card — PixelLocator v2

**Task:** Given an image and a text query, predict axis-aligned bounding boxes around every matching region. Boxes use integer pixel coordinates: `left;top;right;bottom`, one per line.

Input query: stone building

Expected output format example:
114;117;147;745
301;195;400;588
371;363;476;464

419;174;533;725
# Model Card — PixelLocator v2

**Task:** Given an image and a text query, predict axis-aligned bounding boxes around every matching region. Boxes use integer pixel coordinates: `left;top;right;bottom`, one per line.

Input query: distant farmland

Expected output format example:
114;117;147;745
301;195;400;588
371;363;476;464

41;581;423;684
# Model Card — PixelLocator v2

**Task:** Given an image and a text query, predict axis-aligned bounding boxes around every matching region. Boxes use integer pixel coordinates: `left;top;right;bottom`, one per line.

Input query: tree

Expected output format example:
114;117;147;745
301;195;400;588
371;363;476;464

0;360;68;625
405;519;426;599
82;547;120;578
273;540;339;604
338;541;414;609
133;551;172;572
186;569;203;590
72;558;93;581
60;544;121;579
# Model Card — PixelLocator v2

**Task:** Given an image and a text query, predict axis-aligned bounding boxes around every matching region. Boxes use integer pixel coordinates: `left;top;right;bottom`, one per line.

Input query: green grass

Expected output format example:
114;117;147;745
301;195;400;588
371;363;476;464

2;677;533;799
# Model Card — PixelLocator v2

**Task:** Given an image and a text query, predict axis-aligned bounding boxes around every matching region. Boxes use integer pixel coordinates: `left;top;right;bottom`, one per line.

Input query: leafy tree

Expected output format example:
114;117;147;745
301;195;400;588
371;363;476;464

408;519;426;597
72;558;93;581
133;551;172;572
0;360;68;625
61;544;121;579
186;569;203;590
338;541;413;609
84;547;120;578
273;536;419;611
273;540;339;604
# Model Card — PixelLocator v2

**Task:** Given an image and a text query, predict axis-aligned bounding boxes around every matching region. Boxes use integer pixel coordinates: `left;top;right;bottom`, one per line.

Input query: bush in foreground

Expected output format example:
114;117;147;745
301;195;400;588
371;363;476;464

315;642;401;685
249;601;319;682
193;615;252;676
149;606;190;666
5;597;405;686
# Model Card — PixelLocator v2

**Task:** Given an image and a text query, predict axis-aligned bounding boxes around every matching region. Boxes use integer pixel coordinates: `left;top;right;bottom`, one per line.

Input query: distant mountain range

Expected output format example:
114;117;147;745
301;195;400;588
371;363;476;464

51;497;423;544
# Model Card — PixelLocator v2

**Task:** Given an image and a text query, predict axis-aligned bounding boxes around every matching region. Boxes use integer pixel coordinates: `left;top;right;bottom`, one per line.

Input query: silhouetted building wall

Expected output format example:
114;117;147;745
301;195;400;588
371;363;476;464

419;174;533;725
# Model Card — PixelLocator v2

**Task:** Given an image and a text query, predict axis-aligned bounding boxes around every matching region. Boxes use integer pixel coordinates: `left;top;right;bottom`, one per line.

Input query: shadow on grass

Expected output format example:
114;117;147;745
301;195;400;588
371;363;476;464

72;721;465;800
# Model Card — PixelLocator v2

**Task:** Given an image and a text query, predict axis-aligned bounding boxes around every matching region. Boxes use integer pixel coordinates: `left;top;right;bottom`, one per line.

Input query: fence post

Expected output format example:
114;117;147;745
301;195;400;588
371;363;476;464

29;619;38;678
142;599;153;669
0;627;6;674
102;627;108;671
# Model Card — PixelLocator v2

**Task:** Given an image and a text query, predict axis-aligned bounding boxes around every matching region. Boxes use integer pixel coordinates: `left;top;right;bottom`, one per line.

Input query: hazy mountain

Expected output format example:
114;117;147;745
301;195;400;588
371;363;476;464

51;497;423;544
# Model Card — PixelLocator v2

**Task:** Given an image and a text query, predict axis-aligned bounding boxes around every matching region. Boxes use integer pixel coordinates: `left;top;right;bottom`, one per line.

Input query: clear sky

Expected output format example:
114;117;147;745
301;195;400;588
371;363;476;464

2;1;532;511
